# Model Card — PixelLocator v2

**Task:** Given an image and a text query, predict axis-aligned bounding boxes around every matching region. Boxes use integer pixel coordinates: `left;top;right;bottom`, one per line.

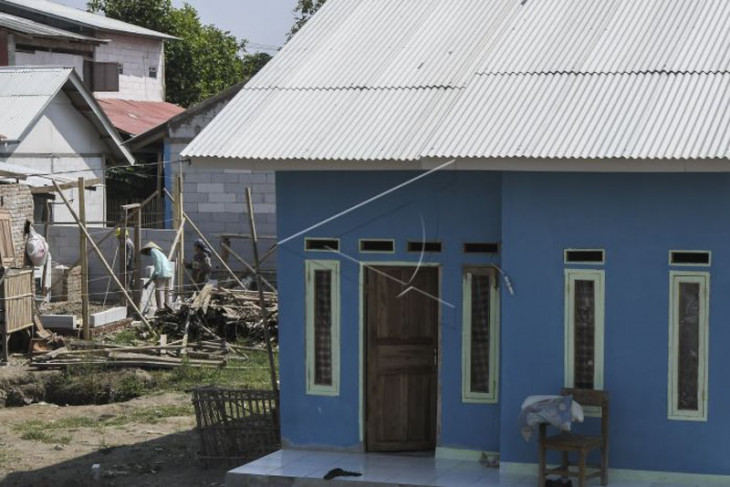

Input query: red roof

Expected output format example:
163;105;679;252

97;98;185;137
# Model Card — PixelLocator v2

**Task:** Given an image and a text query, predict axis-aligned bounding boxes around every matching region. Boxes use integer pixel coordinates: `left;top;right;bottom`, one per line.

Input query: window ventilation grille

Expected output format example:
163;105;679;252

407;241;442;253
564;249;605;264
670;251;710;266
359;240;394;253
463;242;500;254
305;238;339;252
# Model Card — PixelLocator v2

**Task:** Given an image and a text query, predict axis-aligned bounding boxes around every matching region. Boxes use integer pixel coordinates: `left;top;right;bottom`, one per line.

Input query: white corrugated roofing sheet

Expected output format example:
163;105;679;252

183;0;730;162
427;73;730;160
0;0;175;40
0;68;71;141
0;12;104;42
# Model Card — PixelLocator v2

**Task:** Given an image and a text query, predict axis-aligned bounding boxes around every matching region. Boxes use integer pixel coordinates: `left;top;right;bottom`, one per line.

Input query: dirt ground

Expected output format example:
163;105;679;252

0;359;238;487
0;392;231;487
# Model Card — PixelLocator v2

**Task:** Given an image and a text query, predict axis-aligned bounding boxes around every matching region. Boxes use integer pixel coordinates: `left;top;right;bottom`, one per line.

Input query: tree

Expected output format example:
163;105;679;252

289;0;327;39
88;0;270;107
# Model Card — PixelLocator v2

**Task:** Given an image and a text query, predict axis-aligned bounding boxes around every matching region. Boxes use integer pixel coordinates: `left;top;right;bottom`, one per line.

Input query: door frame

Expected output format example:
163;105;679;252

358;261;442;449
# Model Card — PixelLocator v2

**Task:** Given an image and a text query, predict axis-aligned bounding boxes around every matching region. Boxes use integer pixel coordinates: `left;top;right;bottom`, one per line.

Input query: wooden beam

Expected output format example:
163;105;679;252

79;178;90;340
52;179;155;335
30;177;102;194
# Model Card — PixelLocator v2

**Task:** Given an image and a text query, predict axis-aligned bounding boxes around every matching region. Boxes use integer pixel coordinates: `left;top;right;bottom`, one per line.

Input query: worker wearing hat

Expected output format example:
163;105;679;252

141;242;173;309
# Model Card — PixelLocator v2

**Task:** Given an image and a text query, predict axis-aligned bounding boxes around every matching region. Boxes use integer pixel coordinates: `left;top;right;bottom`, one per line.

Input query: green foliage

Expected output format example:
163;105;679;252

289;0;327;39
87;0;271;107
15;421;72;445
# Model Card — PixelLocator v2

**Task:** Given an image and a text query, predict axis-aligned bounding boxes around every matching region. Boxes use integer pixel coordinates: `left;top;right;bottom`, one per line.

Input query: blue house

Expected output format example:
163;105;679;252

183;0;730;483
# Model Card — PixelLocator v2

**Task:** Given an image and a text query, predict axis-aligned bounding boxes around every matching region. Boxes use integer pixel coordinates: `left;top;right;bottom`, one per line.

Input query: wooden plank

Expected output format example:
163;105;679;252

0;210;14;266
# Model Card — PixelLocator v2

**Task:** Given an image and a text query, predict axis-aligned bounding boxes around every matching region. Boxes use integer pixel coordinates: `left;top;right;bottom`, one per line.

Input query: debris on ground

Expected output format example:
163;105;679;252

30;283;278;370
151;283;278;344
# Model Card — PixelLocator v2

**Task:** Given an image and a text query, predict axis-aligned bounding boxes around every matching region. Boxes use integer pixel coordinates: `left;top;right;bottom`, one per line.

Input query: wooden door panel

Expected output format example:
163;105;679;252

366;266;439;452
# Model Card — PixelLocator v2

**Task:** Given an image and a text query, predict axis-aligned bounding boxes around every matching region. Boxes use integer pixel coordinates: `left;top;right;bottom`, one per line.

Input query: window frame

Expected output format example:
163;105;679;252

564;269;605;397
461;266;500;403
305;260;341;396
667;270;709;422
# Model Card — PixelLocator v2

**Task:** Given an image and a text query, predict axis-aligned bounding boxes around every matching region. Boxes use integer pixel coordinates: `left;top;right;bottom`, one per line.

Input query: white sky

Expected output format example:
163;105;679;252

56;0;299;53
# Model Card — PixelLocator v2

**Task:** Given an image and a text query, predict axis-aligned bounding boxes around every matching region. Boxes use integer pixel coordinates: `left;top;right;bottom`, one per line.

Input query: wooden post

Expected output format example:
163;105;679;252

78;178;90;340
40;199;51;299
156;153;164;227
120;209;129;306
176;172;184;296
135;204;142;308
245;187;278;396
52;180;155;335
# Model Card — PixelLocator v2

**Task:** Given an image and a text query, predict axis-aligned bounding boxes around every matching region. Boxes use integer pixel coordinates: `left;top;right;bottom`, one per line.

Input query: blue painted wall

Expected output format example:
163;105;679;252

276;171;502;451
500;172;730;474
277;169;730;475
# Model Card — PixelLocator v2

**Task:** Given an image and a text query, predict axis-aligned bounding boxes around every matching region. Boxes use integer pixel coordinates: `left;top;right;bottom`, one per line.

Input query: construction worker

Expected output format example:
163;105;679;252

186;239;212;285
141;242;173;309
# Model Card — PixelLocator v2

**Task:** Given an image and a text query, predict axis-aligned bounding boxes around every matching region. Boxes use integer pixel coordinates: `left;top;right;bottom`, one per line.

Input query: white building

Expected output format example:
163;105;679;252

0;0;174;103
0;66;133;225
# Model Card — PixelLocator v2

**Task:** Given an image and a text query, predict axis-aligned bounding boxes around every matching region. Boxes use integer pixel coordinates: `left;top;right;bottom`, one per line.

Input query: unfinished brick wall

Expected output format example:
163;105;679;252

0;184;34;267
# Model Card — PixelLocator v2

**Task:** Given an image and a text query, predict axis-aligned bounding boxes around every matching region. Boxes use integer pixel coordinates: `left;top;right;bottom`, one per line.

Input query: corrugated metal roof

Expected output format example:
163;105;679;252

0;67;72;140
249;0;519;90
97;99;185;136
185;88;461;161
183;0;730;163
476;0;730;75
0;12;105;42
0;0;175;40
427;73;730;160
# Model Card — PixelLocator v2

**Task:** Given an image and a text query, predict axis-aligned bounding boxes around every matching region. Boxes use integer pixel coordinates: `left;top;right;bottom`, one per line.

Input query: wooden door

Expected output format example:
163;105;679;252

365;266;439;452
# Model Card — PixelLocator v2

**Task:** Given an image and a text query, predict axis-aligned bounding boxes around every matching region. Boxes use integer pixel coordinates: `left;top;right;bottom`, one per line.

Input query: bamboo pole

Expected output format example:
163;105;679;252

52;180;155;335
78;178;90;340
245;187;278;396
166;220;186;261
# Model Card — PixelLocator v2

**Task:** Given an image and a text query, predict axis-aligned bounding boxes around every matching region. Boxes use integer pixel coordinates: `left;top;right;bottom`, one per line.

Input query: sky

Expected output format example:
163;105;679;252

57;0;299;53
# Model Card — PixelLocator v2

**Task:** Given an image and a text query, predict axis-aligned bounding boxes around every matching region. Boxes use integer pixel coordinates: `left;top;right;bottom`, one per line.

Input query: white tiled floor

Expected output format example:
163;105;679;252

225;450;700;487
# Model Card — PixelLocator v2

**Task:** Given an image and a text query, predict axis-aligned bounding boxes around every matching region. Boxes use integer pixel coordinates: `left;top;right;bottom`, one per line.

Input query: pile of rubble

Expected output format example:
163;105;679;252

31;284;278;370
152;284;278;344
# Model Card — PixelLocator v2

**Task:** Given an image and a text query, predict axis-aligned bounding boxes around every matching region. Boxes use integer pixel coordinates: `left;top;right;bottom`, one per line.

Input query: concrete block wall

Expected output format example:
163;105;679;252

171;158;278;277
0;184;34;267
166;102;278;279
47;225;176;300
94;33;164;102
